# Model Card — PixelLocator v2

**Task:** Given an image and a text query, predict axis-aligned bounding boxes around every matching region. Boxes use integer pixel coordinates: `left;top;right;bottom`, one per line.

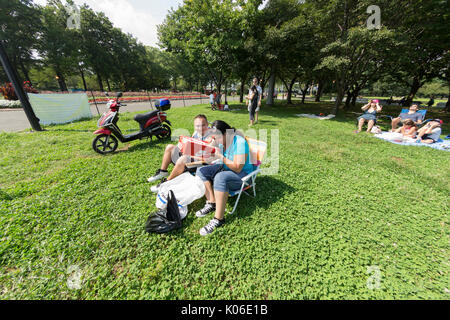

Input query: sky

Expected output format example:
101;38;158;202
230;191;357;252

33;0;185;47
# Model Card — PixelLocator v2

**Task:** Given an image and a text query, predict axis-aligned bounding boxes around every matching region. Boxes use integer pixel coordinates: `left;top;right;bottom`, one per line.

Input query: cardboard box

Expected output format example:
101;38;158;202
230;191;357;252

178;136;217;159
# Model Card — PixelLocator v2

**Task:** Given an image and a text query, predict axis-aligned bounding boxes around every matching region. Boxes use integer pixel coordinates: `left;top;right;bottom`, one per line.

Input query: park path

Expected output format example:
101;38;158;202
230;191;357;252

0;97;238;133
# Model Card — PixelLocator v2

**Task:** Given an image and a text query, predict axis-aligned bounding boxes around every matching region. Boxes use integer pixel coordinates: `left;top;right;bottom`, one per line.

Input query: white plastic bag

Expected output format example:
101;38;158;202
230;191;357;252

370;125;382;134
155;172;206;218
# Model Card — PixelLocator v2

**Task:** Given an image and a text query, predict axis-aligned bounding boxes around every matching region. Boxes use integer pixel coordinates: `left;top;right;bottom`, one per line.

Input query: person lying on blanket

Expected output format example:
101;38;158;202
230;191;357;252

393;119;417;141
416;119;443;144
195;120;255;236
148;114;213;193
391;104;423;130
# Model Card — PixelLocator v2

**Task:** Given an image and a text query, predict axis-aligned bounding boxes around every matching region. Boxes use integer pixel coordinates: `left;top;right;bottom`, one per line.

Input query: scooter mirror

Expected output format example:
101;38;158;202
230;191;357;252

116;92;123;98
104;92;109;97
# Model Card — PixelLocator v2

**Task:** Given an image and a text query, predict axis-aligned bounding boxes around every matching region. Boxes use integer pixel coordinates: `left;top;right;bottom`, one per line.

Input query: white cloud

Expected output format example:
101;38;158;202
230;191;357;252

77;0;159;46
33;0;182;47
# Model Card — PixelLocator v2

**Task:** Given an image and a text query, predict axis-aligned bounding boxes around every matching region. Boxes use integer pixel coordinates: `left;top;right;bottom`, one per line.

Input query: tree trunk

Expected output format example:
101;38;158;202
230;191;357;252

344;90;352;109
286;77;296;104
315;81;324;102
19;59;32;86
106;78;112;92
351;90;358;107
266;69;276;106
56;71;68;92
406;77;422;106
79;65;87;91
333;84;346;116
240;77;245;103
97;72;104;92
301;84;309;104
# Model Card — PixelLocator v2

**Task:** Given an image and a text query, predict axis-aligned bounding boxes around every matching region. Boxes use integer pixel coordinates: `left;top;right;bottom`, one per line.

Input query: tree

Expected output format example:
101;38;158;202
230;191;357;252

38;0;81;91
0;0;41;84
158;0;253;95
383;0;450;105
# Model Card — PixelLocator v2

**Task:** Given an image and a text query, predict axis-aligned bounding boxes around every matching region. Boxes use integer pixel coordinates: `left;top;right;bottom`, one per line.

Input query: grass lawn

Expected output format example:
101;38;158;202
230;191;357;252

0;101;449;299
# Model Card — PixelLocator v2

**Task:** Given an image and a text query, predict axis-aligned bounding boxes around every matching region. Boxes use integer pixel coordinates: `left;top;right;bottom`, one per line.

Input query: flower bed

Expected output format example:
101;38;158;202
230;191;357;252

0;99;22;108
88;94;208;104
0;81;38;100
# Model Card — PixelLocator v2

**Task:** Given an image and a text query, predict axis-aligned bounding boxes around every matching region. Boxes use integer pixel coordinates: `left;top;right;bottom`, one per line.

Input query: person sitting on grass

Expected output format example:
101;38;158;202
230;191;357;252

416;119;443;144
147;114;211;193
355;99;382;133
195;120;255;236
393;119;418;140
391;104;423;130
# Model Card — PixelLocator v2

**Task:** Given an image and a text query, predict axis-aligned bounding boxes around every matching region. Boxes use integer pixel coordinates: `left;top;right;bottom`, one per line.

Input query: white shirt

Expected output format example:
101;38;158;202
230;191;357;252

248;85;262;106
192;129;211;141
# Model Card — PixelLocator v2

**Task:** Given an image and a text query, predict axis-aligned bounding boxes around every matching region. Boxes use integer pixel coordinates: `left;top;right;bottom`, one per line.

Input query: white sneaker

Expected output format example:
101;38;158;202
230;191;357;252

199;218;225;236
151;178;167;193
147;169;168;183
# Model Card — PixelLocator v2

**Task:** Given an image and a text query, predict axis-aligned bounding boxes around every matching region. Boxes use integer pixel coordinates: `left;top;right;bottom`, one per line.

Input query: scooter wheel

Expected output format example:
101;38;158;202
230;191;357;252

92;134;118;154
156;124;171;140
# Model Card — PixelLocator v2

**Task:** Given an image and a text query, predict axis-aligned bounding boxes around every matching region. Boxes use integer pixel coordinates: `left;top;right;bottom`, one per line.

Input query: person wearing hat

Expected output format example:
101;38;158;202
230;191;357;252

355;99;382;133
416;119;443;144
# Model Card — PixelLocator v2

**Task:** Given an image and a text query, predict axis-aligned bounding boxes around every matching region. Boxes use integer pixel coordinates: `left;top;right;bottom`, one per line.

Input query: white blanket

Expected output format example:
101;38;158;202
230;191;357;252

295;113;336;120
374;132;450;151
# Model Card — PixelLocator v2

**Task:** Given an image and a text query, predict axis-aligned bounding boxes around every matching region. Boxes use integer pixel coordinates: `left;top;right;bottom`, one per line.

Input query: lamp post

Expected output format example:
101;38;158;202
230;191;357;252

0;41;42;131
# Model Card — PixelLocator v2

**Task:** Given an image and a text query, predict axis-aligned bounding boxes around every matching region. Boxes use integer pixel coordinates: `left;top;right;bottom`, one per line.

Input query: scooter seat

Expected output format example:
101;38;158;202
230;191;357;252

134;111;159;130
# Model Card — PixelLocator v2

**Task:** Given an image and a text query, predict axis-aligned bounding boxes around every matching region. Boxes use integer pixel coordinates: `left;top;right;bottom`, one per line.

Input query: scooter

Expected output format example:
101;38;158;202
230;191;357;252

92;92;172;154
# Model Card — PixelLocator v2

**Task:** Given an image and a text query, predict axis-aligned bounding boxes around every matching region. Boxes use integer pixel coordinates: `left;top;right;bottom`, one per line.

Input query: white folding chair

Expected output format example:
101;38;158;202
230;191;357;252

228;137;267;215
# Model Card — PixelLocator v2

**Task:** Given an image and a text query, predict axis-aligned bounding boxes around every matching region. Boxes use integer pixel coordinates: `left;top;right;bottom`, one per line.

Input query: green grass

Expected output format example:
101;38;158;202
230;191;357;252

0;101;449;299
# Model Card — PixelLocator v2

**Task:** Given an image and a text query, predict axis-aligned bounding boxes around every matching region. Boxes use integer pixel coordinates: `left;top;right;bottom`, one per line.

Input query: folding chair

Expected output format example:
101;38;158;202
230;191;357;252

377;109;427;130
228;137;267;215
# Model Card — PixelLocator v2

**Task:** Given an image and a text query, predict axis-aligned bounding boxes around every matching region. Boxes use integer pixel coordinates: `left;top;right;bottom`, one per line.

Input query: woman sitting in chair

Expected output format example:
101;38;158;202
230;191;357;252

195;120;255;236
355;99;382;133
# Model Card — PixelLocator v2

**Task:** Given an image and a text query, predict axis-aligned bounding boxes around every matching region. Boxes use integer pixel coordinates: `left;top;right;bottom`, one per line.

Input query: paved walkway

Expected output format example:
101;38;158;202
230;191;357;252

0;97;238;132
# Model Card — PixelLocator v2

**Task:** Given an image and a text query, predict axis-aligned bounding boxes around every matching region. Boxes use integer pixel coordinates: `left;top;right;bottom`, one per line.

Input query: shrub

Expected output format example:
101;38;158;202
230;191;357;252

0;81;38;100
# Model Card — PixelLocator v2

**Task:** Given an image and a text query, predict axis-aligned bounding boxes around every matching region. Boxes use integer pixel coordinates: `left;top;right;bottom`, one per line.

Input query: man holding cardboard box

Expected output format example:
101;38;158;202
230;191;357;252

148;114;212;193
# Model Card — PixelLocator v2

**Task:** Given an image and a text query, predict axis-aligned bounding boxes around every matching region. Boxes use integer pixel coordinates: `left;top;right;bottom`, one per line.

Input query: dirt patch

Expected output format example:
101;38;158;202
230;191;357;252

391;156;404;163
112;263;124;277
116;144;131;152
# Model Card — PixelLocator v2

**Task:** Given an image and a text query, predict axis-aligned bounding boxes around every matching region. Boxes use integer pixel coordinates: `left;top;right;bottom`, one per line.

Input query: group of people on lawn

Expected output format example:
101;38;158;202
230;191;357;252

147;114;255;236
356;99;443;144
149;78;263;236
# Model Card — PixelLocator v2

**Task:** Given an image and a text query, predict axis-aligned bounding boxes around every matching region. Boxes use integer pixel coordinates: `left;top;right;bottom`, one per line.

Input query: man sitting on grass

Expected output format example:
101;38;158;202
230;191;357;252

391;104;423;130
416;119;443;144
147;114;211;193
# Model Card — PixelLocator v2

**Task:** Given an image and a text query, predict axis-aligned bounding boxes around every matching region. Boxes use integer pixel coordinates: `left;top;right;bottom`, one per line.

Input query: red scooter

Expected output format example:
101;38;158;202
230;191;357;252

92;92;172;154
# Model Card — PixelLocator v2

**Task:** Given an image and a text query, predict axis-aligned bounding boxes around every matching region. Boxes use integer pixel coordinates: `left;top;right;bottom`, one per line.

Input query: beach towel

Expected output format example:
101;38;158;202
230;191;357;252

295;113;336;120
374;132;450;151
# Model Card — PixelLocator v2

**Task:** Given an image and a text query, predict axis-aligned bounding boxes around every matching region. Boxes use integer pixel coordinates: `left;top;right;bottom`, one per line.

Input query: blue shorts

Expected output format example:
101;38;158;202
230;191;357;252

196;164;248;193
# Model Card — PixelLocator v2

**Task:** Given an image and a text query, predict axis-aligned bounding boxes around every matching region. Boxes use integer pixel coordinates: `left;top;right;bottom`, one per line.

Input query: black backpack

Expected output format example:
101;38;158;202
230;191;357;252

145;190;182;234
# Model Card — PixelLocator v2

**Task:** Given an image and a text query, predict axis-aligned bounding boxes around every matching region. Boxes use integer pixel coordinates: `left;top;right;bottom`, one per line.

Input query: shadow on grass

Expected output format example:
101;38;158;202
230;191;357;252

0;188;13;201
169;175;295;237
119;137;171;153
